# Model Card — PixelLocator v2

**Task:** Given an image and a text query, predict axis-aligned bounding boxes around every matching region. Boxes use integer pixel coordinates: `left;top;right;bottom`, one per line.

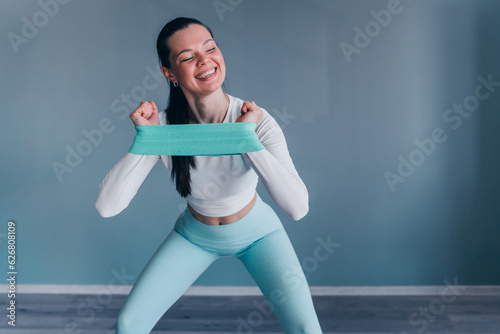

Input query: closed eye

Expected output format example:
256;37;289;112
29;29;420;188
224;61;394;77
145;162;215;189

181;47;216;62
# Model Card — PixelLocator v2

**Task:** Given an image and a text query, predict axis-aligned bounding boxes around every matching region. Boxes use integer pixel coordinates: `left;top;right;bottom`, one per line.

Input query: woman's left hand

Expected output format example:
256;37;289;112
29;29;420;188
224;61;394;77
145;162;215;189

236;101;263;125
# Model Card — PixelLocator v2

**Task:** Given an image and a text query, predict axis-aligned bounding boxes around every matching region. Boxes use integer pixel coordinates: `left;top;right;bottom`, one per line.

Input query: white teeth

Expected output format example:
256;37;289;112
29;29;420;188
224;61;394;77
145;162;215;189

196;68;215;79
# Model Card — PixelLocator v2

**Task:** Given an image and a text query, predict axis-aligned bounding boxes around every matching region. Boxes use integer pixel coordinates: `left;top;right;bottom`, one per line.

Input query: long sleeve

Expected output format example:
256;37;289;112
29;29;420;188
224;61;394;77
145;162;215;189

95;153;160;218
241;111;309;221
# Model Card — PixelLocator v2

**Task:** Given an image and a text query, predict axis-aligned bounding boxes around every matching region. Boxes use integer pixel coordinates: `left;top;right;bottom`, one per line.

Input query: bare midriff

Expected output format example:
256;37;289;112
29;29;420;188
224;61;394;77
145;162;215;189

187;191;257;225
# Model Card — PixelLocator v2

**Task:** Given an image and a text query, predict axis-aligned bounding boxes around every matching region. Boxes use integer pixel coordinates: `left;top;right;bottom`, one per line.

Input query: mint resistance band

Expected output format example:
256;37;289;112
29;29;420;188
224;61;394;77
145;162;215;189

129;122;265;156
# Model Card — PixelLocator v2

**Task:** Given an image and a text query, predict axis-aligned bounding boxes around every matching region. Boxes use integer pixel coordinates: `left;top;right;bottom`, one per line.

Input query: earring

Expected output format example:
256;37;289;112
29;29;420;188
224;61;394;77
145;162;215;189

173;81;179;87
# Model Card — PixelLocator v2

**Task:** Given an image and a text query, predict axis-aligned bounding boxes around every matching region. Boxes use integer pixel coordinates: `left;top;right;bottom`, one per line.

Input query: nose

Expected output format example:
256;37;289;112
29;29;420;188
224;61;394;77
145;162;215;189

196;52;210;66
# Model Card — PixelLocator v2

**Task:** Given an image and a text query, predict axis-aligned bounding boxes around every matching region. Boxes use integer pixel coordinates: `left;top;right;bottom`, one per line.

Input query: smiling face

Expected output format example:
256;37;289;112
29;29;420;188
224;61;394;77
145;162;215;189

162;24;226;97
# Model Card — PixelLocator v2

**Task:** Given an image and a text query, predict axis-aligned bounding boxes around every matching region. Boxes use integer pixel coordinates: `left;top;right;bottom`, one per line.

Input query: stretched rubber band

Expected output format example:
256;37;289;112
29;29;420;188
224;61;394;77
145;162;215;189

129;122;265;156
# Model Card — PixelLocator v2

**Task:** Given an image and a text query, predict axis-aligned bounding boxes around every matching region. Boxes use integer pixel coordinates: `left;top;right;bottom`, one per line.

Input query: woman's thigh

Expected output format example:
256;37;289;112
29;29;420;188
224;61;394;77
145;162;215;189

116;229;219;333
237;228;323;333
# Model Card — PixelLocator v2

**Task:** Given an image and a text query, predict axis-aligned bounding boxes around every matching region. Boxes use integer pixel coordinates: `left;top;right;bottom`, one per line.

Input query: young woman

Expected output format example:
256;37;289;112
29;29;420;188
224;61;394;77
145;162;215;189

95;17;323;334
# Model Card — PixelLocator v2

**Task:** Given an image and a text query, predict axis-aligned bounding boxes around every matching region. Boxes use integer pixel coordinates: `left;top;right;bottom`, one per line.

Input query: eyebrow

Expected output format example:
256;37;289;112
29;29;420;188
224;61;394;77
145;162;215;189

177;39;214;58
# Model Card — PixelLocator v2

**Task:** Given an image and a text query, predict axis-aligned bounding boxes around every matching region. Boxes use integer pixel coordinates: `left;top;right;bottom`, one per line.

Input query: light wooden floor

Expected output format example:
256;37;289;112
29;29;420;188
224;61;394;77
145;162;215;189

2;293;499;333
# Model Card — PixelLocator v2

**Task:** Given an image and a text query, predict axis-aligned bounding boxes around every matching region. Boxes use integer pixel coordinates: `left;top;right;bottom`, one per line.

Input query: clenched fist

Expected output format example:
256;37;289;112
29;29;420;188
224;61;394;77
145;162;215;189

130;101;159;126
236;101;263;125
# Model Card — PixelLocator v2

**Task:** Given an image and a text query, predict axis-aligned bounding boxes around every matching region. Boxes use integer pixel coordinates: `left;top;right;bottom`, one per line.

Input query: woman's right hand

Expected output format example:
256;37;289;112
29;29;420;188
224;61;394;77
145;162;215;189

130;101;159;126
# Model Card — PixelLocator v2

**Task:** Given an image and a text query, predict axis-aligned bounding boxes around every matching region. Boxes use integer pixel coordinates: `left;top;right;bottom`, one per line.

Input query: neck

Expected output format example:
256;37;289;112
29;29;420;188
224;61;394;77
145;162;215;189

184;88;229;124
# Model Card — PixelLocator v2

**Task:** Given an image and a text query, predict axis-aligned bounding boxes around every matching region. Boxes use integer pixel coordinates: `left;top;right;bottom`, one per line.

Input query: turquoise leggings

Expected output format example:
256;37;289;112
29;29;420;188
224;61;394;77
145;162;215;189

115;193;323;333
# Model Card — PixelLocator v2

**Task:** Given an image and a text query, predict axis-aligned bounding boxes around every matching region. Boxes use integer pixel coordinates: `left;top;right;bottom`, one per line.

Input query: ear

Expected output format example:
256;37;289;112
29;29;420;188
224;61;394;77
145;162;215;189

161;66;176;82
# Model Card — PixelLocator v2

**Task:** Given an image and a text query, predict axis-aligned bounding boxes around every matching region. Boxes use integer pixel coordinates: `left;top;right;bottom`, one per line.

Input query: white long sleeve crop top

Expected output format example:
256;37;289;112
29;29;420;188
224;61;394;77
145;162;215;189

95;94;309;221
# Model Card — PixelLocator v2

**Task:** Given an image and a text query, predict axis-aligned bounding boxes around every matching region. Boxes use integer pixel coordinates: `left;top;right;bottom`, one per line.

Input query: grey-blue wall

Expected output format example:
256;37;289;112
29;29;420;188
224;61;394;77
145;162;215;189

1;0;499;286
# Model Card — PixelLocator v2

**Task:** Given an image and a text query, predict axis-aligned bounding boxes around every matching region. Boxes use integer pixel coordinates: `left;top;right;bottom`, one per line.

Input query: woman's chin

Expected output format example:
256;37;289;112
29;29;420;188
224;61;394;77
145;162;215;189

196;80;225;94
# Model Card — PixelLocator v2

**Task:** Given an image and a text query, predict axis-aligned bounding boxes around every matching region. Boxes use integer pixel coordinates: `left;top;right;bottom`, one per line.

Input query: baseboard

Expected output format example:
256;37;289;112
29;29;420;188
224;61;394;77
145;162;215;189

1;284;499;295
